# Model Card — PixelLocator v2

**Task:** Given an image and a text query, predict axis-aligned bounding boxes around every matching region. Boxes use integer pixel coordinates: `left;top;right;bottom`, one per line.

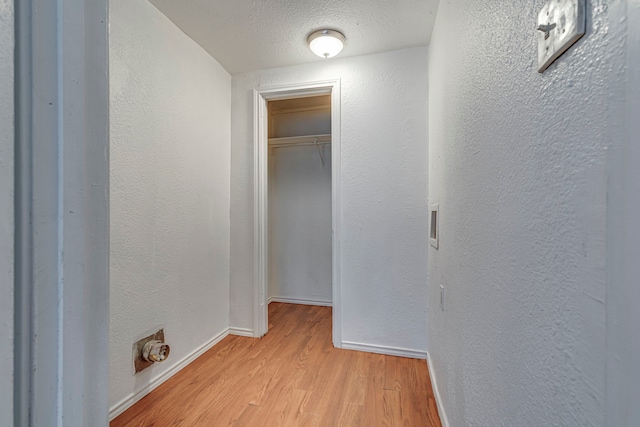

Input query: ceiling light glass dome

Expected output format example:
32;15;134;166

307;29;346;58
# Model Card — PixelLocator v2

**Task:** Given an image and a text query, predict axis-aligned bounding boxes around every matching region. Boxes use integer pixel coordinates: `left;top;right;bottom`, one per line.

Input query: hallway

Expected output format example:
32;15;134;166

111;303;441;426
5;0;639;425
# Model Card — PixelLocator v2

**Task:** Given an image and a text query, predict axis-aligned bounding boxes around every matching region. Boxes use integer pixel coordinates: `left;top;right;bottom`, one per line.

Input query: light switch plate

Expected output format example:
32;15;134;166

537;0;585;73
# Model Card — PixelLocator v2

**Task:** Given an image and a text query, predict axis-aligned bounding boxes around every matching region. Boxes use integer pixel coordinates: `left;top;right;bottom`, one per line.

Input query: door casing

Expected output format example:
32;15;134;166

253;80;342;347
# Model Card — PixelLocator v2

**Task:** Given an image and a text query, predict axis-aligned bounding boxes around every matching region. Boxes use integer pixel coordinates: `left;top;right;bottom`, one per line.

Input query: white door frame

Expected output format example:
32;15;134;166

253;80;342;348
606;2;640;426
14;0;109;424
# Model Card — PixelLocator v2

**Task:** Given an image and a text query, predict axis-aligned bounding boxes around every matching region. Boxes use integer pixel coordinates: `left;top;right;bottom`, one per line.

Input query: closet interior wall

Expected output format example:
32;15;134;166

268;96;332;306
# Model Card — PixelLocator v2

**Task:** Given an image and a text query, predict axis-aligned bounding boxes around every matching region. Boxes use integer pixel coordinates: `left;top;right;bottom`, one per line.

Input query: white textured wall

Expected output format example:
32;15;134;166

109;0;231;412
428;1;612;425
231;47;429;353
0;1;13;424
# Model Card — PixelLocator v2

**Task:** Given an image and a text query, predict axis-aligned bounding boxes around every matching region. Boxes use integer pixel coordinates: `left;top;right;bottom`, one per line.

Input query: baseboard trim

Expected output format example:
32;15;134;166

341;341;427;360
228;327;254;337
427;351;450;427
109;328;229;421
268;296;332;307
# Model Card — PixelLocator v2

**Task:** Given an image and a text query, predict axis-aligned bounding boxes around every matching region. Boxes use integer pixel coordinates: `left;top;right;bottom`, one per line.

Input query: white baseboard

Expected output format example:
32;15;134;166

427;351;450;427
268;296;332;307
228;327;254;337
341;341;427;360
109;328;229;421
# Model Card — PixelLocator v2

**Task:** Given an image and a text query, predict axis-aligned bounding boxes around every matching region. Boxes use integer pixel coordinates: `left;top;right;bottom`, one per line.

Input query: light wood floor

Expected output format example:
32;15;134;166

111;303;441;426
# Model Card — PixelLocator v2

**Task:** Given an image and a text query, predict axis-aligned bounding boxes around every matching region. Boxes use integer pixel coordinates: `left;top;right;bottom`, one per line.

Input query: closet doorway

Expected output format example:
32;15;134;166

253;81;342;347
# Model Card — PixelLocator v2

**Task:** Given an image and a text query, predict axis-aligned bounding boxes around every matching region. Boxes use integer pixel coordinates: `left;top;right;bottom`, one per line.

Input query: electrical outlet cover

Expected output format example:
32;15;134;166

537;0;585;73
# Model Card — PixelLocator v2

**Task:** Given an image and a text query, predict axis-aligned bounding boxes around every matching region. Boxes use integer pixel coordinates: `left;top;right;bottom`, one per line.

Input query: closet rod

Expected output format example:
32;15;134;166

268;134;331;147
269;141;331;148
268;134;330;165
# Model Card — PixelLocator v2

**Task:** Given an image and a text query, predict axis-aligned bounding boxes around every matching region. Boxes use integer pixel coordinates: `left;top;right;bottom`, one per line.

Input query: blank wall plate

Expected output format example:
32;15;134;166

537;0;586;73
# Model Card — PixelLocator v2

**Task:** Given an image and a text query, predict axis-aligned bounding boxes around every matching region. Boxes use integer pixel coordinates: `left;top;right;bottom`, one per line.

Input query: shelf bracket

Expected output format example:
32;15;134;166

314;138;326;166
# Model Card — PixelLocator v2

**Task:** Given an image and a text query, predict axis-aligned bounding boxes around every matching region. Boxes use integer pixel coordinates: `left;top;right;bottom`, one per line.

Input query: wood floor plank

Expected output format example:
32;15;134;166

382;389;403;426
245;357;286;406
273;388;310;426
111;303;441;427
232;404;260;426
361;353;387;426
427;395;441;427
384;354;403;391
336;402;365;426
344;350;369;405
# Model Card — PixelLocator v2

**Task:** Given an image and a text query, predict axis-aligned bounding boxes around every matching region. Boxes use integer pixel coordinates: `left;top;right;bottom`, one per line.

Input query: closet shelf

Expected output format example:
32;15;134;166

268;134;331;147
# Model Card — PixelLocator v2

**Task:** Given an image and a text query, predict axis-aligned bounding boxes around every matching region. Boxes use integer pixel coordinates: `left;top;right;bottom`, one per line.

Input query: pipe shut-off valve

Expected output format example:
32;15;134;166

142;340;170;363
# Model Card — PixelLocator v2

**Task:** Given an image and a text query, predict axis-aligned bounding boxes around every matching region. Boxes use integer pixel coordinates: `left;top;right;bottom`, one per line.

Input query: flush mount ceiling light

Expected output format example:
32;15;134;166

307;29;346;58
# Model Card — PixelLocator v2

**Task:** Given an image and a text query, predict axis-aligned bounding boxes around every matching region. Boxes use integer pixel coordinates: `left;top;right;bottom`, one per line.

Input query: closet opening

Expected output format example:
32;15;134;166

267;95;332;307
253;81;342;347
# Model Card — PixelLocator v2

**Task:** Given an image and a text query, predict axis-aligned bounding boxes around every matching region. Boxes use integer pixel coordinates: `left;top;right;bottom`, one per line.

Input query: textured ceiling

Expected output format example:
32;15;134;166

148;0;439;75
